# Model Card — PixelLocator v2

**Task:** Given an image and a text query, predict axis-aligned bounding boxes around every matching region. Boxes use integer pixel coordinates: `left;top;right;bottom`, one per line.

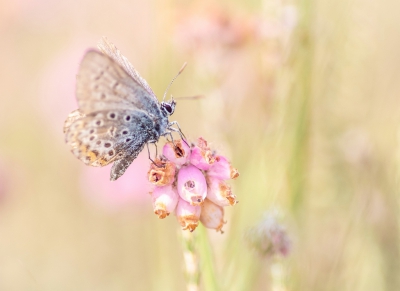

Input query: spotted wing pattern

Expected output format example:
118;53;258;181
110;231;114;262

65;108;157;180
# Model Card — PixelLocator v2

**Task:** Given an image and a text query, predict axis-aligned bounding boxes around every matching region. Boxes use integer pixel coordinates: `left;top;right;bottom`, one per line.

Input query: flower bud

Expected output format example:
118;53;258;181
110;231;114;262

200;199;225;233
189;138;215;170
162;140;191;166
177;165;207;206
207;155;239;180
207;176;238;206
148;159;176;186
176;198;201;232
151;185;179;219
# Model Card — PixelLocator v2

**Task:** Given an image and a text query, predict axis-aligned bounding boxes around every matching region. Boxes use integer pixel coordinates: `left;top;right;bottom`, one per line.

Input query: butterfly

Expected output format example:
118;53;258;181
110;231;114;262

63;37;183;181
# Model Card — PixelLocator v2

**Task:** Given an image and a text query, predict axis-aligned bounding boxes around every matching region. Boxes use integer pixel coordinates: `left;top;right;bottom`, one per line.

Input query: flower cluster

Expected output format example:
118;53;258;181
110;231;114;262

148;137;239;232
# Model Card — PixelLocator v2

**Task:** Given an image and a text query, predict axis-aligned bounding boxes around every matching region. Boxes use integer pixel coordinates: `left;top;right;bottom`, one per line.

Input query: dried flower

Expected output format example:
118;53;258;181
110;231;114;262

176;198;201;232
147;159;176;186
148;137;239;232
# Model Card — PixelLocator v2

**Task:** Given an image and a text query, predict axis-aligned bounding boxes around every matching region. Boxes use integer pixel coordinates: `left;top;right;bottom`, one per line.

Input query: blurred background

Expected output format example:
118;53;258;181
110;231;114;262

1;0;399;290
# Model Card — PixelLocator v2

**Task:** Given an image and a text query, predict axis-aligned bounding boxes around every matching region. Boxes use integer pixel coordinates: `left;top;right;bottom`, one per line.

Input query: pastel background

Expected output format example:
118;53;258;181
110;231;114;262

0;0;399;290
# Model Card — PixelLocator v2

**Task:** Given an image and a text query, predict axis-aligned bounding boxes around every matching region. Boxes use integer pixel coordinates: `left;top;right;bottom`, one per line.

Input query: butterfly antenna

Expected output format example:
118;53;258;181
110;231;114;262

162;62;187;102
174;95;204;101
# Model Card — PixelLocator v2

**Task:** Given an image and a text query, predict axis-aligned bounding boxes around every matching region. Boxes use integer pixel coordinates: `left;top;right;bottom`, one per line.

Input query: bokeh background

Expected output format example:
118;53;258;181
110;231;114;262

1;0;399;290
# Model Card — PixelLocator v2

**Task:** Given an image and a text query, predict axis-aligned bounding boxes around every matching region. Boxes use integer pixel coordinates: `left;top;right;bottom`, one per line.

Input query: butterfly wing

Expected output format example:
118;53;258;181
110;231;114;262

65;108;157;171
97;36;157;100
76;50;162;118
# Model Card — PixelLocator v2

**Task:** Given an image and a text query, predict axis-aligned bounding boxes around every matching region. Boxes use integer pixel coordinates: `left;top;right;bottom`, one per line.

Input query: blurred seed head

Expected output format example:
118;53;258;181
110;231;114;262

246;211;291;258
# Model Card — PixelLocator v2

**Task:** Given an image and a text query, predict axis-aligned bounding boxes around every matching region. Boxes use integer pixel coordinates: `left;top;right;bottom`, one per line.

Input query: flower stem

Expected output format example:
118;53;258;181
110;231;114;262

197;225;220;291
180;229;200;291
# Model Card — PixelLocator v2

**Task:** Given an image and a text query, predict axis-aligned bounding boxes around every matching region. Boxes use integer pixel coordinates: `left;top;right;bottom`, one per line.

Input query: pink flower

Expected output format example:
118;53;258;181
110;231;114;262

200;199;225;233
162;140;191;166
176;198;201;232
189;138;216;170
151;185;179;219
207;155;239;180
177;165;207;206
206;176;238;207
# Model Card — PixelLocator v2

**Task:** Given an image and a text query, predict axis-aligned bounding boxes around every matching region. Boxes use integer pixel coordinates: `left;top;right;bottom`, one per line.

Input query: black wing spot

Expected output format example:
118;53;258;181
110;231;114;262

122;130;128;135
89;136;95;141
125;115;131;121
108;150;114;156
126;138;131;142
104;142;112;148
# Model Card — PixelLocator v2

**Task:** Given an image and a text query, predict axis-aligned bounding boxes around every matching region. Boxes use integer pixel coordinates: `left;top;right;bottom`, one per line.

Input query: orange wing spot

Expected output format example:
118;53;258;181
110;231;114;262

98;157;110;166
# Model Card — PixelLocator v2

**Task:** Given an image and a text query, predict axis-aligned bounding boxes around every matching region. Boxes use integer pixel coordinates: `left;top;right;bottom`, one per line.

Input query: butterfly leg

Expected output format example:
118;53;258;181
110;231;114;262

167;121;189;146
163;131;177;147
146;140;164;167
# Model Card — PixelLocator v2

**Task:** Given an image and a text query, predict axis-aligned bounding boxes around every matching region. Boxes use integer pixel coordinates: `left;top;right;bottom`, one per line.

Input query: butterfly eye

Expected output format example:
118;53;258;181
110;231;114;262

164;104;173;114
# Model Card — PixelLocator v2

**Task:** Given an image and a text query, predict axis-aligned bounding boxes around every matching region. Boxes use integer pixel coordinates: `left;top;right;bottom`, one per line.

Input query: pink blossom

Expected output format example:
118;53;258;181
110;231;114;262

177;165;207;206
200;199;225;233
162;140;191;166
189;138;216;170
207;176;237;207
207;155;239;180
176;198;201;232
151;185;179;219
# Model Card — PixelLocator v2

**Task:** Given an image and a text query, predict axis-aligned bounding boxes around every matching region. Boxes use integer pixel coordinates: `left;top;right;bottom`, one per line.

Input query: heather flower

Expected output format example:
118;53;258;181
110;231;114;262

200;199;225;233
177;165;207;206
162;140;191;166
207;155;239;180
206;176;238;207
148;137;239;232
189;138;216;170
151;185;179;219
176;198;201;232
147;158;176;186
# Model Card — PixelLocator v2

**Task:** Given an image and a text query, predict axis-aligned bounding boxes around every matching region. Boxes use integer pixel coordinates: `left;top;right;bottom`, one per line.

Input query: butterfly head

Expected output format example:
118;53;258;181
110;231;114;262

161;99;176;116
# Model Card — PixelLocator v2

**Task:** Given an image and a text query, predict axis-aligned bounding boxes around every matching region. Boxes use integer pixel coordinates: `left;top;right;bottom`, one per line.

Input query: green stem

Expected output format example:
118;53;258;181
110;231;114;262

180;229;200;291
197;225;220;291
